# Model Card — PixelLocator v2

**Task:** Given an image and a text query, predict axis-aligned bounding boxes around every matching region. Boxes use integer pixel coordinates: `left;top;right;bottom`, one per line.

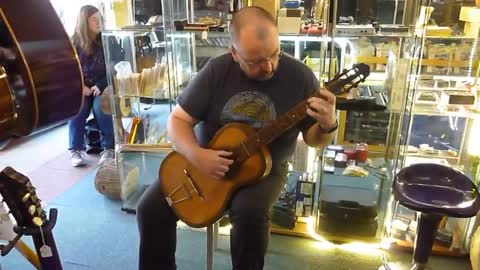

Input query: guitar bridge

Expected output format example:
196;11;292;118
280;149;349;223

165;169;204;206
165;184;191;206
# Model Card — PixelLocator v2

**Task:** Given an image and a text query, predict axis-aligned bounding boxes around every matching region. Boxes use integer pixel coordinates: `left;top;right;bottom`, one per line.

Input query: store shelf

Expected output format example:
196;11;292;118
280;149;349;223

279;34;325;42
403;151;459;161
178;30;327;43
334;32;412;38
271;218;312;239
354;57;474;69
416;86;470;92
410;105;479;119
414;74;477;82
391;239;466;257
116;143;172;153
419;59;474;68
271;218;379;244
424;35;478;40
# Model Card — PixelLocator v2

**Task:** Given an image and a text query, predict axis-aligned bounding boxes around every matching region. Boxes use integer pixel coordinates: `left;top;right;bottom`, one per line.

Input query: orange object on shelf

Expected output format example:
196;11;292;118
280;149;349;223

356;143;368;163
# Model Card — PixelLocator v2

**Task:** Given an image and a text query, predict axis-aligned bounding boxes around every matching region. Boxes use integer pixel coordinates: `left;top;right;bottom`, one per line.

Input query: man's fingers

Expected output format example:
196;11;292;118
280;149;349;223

218;150;233;156
307;99;333;113
310;88;335;103
306;108;322;120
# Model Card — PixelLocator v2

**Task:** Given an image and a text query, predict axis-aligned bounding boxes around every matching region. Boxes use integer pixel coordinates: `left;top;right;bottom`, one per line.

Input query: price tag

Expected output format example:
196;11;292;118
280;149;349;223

40;245;53;258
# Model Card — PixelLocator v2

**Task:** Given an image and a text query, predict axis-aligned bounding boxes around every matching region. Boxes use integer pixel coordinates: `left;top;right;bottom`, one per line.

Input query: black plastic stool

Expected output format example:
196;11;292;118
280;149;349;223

381;163;480;270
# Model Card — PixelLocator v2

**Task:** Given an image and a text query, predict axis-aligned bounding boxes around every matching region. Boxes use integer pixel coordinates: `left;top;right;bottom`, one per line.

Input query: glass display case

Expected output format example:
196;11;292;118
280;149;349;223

314;1;480;254
161;0;330;88
311;0;416;242
102;27;175;212
329;0;417;155
382;0;480;255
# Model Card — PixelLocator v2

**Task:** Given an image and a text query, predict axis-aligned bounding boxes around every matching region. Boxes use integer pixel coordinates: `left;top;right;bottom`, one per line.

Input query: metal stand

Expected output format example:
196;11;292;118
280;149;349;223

1;209;62;270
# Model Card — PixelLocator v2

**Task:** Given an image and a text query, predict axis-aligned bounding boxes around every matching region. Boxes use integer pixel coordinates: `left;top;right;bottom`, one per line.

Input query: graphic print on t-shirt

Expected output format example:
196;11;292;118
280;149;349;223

220;91;277;129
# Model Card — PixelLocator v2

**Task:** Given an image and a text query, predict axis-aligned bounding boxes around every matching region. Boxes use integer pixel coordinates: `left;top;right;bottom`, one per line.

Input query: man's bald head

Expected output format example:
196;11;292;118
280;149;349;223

229;6;280;81
229;6;277;46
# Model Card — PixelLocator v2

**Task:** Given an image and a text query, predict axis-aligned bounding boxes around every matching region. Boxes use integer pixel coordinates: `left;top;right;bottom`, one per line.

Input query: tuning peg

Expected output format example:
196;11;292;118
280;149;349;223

32;217;43;227
28;205;36;216
21;193;31;203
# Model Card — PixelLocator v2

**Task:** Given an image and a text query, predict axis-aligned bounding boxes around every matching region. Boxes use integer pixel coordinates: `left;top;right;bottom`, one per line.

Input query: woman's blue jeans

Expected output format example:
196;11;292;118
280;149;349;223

68;95;114;151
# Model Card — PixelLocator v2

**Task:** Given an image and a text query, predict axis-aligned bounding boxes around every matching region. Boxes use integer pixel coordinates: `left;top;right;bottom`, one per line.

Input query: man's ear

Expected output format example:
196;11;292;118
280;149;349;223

230;45;239;63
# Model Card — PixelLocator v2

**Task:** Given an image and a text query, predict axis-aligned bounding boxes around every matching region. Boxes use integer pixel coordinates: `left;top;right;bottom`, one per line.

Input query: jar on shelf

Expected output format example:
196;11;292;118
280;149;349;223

355;143;368;163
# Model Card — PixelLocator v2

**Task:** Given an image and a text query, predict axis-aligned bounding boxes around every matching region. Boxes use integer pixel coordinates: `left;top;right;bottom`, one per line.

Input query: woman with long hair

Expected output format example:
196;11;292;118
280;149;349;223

68;5;114;167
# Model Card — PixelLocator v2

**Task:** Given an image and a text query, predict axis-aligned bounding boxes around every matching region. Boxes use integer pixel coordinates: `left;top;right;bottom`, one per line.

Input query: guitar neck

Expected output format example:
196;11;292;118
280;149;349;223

256;95;313;145
232;89;325;164
252;67;367;147
231;64;369;164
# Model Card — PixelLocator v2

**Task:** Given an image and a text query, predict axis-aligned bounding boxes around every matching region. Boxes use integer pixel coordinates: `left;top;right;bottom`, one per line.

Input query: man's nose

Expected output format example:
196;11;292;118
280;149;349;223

260;60;272;73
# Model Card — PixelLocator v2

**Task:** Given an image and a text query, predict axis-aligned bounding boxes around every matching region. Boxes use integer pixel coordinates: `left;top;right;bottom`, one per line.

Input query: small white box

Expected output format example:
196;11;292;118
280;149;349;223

277;17;301;34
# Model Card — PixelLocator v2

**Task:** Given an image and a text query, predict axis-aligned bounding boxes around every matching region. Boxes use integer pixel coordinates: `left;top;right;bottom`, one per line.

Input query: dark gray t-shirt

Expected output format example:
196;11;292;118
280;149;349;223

177;53;319;174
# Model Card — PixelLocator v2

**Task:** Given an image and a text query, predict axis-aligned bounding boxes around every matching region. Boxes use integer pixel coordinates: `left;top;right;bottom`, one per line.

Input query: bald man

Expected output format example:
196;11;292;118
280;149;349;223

136;6;337;270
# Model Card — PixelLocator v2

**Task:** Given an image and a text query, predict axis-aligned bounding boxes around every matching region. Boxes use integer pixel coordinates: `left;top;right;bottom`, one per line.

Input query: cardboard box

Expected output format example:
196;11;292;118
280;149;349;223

249;0;279;19
277;16;300;34
279;7;303;17
295;181;315;217
425;26;453;37
441;91;476;105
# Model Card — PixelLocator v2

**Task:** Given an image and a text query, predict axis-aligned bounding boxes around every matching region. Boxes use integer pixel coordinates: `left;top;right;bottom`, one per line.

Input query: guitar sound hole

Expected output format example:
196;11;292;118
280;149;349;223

226;162;240;179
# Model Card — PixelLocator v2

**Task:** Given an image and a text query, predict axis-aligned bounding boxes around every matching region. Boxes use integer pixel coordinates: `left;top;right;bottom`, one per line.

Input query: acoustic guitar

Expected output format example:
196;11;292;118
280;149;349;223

159;64;371;228
0;0;83;143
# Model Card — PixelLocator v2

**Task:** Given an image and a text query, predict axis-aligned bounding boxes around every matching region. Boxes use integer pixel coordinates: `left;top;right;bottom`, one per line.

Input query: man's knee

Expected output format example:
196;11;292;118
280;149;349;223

136;190;155;226
136;182;176;227
229;205;270;227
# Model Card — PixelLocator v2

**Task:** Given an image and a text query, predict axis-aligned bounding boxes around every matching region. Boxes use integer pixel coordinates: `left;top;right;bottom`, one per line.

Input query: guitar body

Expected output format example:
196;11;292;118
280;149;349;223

0;0;83;141
159;123;272;228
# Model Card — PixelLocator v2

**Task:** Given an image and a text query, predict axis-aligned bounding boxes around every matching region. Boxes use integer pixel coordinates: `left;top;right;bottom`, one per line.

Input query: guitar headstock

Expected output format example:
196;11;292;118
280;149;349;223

326;63;370;95
0;167;47;229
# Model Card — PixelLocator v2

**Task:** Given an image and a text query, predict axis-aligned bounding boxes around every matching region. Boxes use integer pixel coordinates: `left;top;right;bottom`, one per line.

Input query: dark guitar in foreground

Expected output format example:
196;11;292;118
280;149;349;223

159;64;371;228
0;0;83;143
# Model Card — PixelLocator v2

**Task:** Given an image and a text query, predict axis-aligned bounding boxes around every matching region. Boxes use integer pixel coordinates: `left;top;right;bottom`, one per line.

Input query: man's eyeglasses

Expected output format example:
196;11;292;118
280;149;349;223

233;46;282;67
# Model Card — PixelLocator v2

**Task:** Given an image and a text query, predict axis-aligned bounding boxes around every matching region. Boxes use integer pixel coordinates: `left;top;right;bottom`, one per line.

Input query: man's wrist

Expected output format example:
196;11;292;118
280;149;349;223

319;119;338;134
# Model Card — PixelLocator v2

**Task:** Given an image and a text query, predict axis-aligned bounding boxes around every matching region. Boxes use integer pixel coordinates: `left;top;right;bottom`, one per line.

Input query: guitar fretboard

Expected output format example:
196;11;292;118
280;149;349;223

231;64;368;164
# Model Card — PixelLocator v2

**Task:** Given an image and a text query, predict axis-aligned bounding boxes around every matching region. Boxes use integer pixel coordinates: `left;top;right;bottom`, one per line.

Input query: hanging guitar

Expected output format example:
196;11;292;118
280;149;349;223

159;63;371;228
0;166;62;270
0;0;83;148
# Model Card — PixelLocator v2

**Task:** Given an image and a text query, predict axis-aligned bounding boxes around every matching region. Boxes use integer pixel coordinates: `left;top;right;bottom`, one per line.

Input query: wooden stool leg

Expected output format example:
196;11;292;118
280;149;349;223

15;240;41;269
207;224;214;270
213;221;219;251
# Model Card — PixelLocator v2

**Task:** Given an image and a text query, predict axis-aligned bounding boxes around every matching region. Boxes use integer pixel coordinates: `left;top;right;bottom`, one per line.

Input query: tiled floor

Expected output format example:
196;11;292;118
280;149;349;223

0;124;100;203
